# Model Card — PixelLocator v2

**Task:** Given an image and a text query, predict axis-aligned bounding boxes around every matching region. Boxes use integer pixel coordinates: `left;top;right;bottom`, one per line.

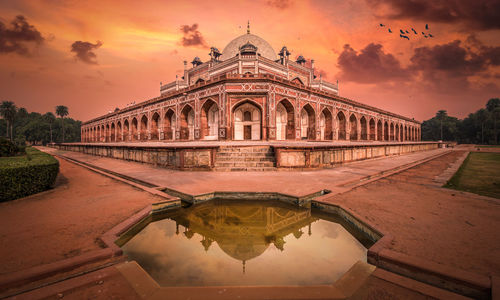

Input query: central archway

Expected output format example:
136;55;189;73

201;100;219;140
233;101;261;140
276;99;295;140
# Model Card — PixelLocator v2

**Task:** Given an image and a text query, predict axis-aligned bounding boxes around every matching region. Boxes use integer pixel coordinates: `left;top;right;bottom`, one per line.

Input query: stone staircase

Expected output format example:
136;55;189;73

214;146;276;171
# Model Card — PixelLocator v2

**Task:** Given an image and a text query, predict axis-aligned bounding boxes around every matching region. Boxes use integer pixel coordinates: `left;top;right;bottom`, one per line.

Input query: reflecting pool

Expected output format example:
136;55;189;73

121;199;370;286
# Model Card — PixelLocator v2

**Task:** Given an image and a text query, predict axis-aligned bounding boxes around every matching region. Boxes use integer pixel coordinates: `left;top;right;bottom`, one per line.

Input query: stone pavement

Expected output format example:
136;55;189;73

40;146;449;199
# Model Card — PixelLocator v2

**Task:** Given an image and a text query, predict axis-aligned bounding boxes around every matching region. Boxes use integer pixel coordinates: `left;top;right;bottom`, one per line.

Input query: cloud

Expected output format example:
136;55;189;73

337;43;411;83
266;0;293;9
366;0;500;30
0;15;44;56
179;24;208;48
409;39;500;90
70;40;102;64
336;39;500;91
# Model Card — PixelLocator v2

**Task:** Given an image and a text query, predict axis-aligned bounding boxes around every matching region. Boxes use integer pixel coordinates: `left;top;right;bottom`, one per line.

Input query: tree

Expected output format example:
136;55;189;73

55;105;69;142
43;112;56;143
436;110;447;141
477;109;488;144
486;98;500;144
0;101;17;140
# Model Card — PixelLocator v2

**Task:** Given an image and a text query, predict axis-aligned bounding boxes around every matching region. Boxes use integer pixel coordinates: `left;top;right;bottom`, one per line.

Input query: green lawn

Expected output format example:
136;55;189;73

476;145;500;148
445;152;500;199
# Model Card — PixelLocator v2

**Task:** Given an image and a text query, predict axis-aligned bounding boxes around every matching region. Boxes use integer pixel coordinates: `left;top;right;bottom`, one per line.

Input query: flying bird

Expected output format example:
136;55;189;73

380;23;385;27
424;35;428;38
429;33;433;38
405;30;409;34
411;28;417;34
400;34;409;40
425;24;429;30
388;28;392;33
422;32;425;35
400;29;405;34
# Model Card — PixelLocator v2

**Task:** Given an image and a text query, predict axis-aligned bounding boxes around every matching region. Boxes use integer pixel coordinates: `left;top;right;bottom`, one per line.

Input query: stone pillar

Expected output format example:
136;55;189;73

356;119;361;141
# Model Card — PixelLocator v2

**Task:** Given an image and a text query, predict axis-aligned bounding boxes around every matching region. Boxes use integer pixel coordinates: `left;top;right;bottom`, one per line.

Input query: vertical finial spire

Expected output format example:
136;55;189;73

247;21;250;34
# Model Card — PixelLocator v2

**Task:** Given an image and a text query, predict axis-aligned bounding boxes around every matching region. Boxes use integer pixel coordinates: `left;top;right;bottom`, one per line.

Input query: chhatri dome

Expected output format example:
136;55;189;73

219;23;278;61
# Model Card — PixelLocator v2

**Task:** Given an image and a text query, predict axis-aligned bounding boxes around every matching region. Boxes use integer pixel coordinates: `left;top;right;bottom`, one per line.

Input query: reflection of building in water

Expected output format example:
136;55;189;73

170;200;317;272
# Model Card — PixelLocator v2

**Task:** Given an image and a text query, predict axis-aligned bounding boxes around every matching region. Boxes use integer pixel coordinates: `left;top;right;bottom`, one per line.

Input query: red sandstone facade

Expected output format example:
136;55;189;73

81;30;421;143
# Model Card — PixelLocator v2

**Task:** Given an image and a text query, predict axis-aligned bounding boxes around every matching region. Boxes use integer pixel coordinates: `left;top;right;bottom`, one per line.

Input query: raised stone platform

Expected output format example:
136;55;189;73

51;141;443;171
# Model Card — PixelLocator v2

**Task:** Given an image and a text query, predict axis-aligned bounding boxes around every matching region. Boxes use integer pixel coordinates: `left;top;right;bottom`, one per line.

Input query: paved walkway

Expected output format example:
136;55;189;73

40;147;448;198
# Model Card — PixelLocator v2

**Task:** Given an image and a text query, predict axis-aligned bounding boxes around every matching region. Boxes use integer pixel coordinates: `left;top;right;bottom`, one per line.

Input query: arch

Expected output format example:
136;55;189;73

337;111;347;140
369;118;376;140
390;123;395;141
163;109;176;140
291;77;304;85
384;121;389;141
195;78;205;84
111;123;116;142
123;120;130;141
131;117;138;141
276;99;295;140
399;124;403;141
233;100;262;140
140;115;148;141
101;125;105;142
106;124;110;142
180;105;195;140
201;100;219;140
360;116;368;140
320;108;333;140
300;104;315;140
117;121;122;142
151;112;160;140
349;114;358;141
395;123;400;141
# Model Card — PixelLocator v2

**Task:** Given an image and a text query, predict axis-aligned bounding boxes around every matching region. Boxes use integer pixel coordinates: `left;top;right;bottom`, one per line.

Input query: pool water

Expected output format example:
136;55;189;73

121;199;369;286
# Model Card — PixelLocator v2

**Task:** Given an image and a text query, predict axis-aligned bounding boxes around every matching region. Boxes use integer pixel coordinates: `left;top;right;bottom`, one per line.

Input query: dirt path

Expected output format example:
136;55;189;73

331;150;500;277
0;157;162;275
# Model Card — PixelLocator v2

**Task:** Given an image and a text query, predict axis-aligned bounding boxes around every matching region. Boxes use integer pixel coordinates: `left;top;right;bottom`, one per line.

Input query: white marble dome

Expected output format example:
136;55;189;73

220;33;277;61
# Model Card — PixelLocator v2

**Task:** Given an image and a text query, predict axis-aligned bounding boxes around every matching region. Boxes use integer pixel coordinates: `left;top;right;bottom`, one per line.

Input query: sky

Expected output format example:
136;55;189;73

0;0;499;122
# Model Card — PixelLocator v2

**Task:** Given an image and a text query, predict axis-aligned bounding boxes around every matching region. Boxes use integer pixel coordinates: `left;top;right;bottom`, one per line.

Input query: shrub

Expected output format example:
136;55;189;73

0;137;24;157
0;147;59;201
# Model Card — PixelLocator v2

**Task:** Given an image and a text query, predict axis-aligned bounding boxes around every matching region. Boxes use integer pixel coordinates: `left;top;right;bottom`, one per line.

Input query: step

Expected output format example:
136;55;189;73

214;162;275;168
216;152;275;158
216;156;275;162
214;167;277;172
217;147;273;153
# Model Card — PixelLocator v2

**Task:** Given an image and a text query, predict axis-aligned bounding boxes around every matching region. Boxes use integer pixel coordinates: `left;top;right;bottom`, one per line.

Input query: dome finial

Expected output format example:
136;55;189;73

247;20;250;34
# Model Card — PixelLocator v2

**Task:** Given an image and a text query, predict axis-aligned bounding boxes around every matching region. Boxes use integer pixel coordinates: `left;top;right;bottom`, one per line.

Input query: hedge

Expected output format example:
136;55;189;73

0;147;59;201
